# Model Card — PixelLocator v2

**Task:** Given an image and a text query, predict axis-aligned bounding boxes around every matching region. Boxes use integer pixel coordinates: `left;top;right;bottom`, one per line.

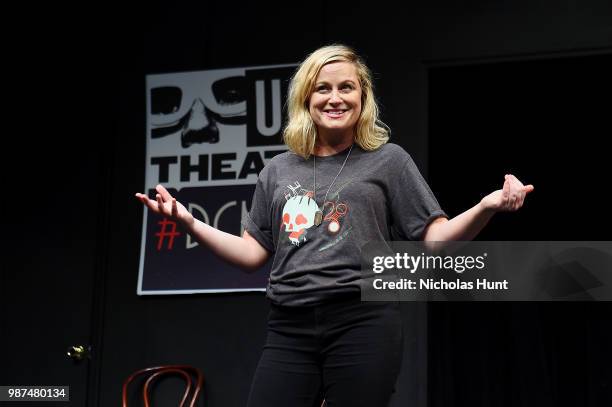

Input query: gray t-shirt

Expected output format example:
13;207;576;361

242;142;447;306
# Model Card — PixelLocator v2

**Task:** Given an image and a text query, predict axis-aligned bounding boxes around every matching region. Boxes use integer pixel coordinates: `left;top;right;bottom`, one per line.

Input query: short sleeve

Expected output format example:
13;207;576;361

389;154;448;241
241;165;275;253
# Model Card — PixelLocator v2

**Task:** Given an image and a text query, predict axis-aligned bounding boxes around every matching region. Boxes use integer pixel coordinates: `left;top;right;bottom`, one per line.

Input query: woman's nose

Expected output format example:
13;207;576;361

329;90;342;103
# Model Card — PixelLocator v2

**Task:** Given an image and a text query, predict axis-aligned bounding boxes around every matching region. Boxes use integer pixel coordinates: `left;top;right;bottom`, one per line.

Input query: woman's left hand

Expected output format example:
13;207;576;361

480;174;534;212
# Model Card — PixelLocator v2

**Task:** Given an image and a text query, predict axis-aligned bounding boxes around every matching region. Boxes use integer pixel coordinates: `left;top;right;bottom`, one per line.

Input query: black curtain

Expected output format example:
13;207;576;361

428;53;612;407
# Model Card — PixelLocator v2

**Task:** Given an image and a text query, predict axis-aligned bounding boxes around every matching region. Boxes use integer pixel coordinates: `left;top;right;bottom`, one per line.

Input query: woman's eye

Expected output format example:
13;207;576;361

315;84;353;93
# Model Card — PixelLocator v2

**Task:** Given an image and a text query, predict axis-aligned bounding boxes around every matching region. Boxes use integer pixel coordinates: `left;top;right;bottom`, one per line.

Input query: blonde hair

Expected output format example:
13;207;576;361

283;44;389;159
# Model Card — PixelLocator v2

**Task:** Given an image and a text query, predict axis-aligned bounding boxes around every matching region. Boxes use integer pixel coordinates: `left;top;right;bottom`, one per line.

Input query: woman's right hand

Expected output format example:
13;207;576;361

136;185;270;270
135;184;194;228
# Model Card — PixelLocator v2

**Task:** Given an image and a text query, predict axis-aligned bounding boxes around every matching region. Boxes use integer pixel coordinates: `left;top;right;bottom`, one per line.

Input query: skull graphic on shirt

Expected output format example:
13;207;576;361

281;195;318;246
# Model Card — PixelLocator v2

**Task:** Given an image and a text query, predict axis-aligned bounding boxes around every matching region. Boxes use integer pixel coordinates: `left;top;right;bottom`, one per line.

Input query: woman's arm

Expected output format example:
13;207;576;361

136;184;271;271
423;174;534;242
182;219;271;271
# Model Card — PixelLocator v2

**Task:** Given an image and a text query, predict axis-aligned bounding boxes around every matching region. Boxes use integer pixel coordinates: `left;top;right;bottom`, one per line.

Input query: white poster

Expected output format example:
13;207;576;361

138;63;297;294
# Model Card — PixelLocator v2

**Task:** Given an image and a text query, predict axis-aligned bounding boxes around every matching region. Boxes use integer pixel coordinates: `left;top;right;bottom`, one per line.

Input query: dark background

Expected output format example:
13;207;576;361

2;1;611;406
428;54;611;406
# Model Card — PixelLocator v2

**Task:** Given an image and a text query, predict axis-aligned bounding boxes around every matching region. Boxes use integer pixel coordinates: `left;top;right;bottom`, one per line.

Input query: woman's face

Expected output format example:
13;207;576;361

308;61;362;139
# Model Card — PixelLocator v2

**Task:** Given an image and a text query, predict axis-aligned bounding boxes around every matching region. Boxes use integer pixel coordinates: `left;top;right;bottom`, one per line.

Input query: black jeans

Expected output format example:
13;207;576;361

247;294;403;407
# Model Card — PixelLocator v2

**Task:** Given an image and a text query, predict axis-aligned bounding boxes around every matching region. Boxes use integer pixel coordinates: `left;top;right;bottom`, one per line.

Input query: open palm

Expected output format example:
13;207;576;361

481;174;534;212
135;184;194;227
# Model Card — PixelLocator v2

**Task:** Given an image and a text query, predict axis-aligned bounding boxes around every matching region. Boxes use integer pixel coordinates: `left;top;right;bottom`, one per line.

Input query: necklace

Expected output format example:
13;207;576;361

313;143;354;226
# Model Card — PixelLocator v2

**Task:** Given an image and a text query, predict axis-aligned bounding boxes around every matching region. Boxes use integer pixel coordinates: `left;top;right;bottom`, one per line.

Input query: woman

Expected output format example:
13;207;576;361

136;44;533;406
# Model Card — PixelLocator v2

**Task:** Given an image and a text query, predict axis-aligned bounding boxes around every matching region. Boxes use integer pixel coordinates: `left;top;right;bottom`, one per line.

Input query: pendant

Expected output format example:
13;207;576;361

314;210;323;226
